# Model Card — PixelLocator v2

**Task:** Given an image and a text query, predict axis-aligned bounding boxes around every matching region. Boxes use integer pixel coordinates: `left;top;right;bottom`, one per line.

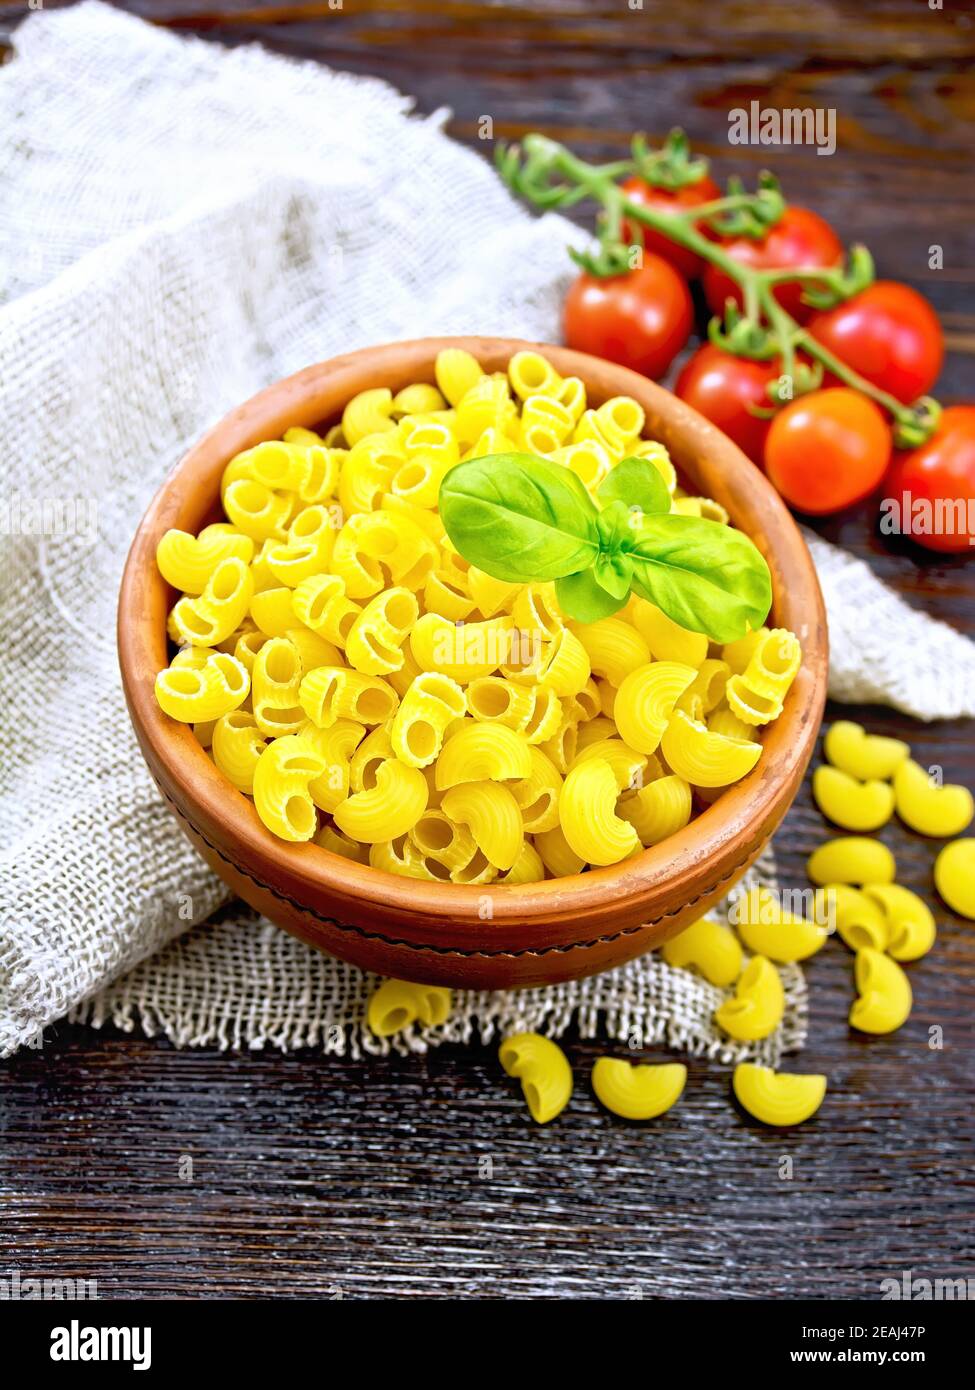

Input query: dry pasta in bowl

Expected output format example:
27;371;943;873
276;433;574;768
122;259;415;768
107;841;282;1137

152;347;802;884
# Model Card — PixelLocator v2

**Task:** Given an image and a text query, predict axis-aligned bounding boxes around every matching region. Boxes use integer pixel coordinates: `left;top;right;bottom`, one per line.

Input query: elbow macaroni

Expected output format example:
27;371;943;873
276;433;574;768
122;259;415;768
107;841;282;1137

154;348;801;873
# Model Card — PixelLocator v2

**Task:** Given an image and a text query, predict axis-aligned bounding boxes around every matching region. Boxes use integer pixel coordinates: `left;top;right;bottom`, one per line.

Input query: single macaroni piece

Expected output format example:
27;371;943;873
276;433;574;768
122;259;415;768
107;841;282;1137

390;671;467;768
813;766;895;832
441;781;523;871
893;759;974;838
732;1064;827;1127
211;710;267;793
509;747;563;834
862;883;936;962
253;734;327;842
570;618;650;689
435;721;531;789
660;917;743;987
366;979;452;1037
154;348;801;864
661;709;762;788
499;1032;573;1124
333;758;428;843
156;650;251;725
342;387;397;446
299;666;398;729
934;838;975;920
807;837;896;887
849;948;912;1035
591;1058;687;1121
298;718;366;813
613;661;697;754
157;524;254;594
714;956;784;1041
559;758;640;866
169;556;254;647
817;883;889;952
344;587;419;676
618;774;692;847
823;720;910;782
731;885;828;962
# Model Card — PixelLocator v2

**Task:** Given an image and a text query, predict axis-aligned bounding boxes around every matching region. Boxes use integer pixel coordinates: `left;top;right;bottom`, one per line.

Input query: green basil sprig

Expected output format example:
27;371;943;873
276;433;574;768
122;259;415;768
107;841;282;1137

439;453;772;641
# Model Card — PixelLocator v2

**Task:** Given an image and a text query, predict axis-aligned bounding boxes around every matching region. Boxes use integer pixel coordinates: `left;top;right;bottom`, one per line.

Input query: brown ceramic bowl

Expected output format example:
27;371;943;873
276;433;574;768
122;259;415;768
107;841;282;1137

119;337;827;989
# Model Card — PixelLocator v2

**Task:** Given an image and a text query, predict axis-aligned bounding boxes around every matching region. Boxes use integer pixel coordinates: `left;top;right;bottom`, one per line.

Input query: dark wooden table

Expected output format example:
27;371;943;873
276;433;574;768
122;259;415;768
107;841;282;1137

2;0;974;1299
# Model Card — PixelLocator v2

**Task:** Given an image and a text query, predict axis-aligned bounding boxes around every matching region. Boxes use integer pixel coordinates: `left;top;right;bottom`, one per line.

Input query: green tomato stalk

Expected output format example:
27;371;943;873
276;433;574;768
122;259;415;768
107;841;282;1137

496;132;940;449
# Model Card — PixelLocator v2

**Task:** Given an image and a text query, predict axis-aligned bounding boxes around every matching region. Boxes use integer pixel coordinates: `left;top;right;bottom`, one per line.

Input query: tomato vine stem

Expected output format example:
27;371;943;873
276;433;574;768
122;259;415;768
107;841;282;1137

497;132;940;448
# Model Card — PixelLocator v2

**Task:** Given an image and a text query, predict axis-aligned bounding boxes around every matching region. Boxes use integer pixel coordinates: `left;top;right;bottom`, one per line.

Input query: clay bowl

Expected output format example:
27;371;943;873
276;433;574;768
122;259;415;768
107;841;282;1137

119;336;827;990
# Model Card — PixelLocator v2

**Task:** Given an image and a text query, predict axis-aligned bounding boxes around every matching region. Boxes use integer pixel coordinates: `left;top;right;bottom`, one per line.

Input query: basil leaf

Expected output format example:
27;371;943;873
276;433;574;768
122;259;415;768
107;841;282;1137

594;550;633;600
629;513;772;643
597;456;672;522
556;570;629;622
439;453;599;583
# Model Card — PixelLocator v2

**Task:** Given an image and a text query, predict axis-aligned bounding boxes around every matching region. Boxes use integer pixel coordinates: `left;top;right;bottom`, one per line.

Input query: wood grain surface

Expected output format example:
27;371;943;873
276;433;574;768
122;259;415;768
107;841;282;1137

1;0;974;1300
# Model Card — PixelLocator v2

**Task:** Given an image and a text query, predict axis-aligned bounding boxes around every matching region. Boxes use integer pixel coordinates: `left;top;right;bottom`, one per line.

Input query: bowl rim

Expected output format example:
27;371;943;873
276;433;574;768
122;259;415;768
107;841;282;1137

118;335;828;941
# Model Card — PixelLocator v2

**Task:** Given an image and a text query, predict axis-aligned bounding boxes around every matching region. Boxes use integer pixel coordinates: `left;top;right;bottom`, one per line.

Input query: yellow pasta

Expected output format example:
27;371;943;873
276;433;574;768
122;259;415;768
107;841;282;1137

390;671;467;768
534;824;585;878
591;1058;686;1121
893;759;974;838
732;1065;827;1128
367;979;452;1037
807;837;896;887
211;710;267;793
411;612;513;683
252;734;327;842
499;843;546;884
342;387;397;446
570;618;650;688
249;585;297;639
333;758;428;842
714;956;784;1041
509;747;563;833
435;347;484;406
817;883;889;952
730;885;828;962
344;587;419;676
619;774;692;846
441;781;523;871
812;766;895;832
630;597;708;667
660;916;743;987
297;718;366;813
435;721;531;789
849;948;912;1034
292;573;361;647
823;720;910;782
862;883;936;962
934;838;975;920
315;823;370;864
156;524;254;594
155;651;249;724
168;556;254;647
613;661;697;754
498;1032;572;1124
559;758;640;866
299;666;398;729
661;710;762;788
252;636;305;737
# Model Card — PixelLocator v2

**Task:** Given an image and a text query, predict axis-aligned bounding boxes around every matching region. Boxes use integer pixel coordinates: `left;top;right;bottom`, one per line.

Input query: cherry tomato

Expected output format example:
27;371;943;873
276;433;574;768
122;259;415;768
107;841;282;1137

563;255;693;380
764;388;891;515
807;281;943;405
619;174;722;278
675;344;779;464
884;407;975;553
703;207;843;323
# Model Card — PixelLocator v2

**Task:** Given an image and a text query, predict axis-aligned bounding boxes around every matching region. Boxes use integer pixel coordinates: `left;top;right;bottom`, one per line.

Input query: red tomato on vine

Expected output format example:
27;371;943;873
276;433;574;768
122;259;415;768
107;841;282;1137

884;407;975;553
675;344;780;464
807;282;943;405
619;174;722;278
764;388;891;515
704;207;843;323
563;255;693;380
